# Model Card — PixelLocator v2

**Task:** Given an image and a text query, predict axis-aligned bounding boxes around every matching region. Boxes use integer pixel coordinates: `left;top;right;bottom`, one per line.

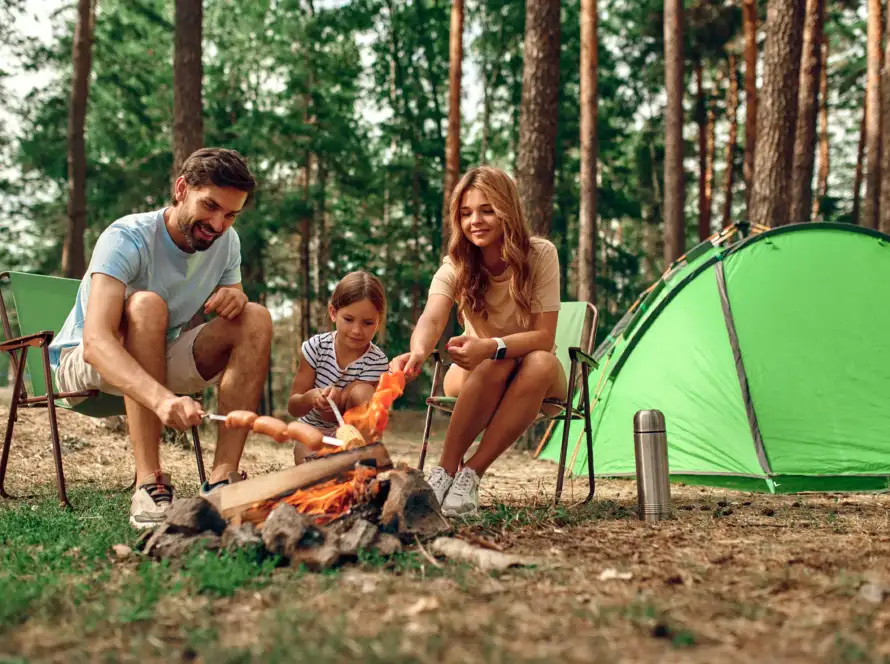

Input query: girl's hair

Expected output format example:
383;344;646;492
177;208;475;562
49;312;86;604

329;271;387;327
447;166;533;327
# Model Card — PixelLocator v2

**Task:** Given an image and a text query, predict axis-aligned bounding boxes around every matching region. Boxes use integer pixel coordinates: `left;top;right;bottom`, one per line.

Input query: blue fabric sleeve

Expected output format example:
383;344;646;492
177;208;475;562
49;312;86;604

88;226;142;285
219;231;242;286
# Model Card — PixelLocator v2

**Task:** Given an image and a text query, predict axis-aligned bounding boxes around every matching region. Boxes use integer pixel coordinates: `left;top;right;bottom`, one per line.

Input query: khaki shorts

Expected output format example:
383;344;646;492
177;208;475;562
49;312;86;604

55;324;222;406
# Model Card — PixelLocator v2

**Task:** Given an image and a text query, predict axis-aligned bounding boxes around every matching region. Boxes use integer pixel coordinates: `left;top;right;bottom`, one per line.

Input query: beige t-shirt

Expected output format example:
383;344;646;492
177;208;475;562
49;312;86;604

429;237;561;342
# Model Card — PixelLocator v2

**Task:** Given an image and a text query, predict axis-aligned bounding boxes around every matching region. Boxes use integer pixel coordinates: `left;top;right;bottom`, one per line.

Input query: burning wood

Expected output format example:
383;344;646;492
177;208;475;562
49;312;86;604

342;371;406;442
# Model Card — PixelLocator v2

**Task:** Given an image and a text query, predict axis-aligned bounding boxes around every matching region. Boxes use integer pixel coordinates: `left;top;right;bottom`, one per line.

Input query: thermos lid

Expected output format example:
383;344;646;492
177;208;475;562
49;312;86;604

634;409;666;433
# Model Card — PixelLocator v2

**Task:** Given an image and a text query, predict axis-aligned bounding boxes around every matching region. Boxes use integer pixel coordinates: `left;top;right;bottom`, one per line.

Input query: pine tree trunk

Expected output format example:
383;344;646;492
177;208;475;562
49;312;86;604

749;0;806;228
789;0;824;224
879;0;890;234
723;54;739;229
578;0;598;305
442;0;463;254
696;62;707;240
517;0;561;236
705;83;716;237
742;0;758;214
314;163;328;332
853;105;867;225
863;0;883;229
812;35;829;220
301;156;313;341
172;0;204;176
663;0;685;264
62;0;95;279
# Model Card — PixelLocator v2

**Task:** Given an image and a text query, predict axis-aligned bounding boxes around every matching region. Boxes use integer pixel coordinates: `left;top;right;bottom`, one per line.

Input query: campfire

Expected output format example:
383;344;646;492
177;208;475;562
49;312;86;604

140;371;453;569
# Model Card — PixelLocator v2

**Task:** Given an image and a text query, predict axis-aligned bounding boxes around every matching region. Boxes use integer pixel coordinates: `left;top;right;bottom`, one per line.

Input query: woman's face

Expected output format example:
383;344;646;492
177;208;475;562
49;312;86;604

459;187;503;249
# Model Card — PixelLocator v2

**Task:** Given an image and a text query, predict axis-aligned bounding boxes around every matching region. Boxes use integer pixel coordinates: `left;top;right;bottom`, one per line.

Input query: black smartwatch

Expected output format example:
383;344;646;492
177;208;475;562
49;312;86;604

491;337;507;360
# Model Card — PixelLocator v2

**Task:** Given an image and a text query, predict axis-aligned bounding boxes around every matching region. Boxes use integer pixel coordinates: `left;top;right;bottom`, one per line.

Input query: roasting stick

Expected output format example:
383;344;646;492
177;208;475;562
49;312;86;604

326;397;347;427
203;413;346;448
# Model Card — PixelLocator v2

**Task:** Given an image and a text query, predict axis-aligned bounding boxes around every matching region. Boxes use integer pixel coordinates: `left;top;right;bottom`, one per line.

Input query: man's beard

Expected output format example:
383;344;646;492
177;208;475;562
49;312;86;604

178;213;220;251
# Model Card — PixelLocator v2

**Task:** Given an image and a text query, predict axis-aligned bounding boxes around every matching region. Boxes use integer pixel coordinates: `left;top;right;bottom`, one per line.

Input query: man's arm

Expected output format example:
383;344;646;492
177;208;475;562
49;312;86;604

81;274;200;428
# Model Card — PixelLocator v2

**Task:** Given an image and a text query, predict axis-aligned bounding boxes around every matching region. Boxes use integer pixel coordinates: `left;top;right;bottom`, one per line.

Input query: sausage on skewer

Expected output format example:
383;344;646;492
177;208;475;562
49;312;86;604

224;410;258;429
286;421;325;450
251;415;290;443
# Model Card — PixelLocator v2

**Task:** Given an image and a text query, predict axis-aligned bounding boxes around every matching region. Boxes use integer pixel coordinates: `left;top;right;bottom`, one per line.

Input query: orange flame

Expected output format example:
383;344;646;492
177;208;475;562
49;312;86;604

342;371;406;441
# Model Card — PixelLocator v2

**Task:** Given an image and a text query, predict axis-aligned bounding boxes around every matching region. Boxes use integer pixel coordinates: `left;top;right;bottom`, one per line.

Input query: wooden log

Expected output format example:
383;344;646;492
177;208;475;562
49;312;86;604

204;443;393;520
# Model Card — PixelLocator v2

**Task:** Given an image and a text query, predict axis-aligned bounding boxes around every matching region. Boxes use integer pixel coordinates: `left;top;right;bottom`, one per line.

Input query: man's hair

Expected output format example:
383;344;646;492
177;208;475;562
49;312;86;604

177;148;257;204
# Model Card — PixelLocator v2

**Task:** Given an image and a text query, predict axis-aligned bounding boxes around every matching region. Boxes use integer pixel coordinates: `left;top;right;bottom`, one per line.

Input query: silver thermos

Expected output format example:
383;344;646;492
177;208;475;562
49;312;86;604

633;409;671;521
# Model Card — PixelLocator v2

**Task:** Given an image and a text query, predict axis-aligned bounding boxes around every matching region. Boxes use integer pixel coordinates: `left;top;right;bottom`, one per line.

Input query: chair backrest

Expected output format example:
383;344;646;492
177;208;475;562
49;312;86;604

554;301;598;387
2;271;124;416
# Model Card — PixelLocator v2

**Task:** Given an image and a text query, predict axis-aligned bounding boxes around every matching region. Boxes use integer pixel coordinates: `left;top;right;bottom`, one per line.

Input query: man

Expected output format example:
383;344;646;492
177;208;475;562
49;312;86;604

50;147;273;528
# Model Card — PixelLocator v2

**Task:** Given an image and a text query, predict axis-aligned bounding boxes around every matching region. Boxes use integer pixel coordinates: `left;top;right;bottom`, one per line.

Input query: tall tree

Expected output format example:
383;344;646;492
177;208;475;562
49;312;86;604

789;0;825;224
723;53;739;229
879;0;890;234
442;0;464;253
62;0;96;279
749;0;805;228
742;0;758;213
516;0;561;236
695;63;715;241
812;34;829;220
853;105;867;224
172;0;204;175
578;0;597;304
664;0;685;264
863;0;882;229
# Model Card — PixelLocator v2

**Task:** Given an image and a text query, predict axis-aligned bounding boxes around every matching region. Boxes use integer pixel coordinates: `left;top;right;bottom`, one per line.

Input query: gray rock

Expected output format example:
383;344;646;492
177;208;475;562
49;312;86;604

858;582;889;604
372;532;403;556
145;532;221;560
221;523;264;555
165;497;226;535
261;504;313;558
337;519;378;556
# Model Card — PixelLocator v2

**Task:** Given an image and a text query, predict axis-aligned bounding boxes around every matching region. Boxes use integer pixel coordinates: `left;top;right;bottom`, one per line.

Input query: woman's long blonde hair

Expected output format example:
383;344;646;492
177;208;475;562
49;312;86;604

447;166;533;327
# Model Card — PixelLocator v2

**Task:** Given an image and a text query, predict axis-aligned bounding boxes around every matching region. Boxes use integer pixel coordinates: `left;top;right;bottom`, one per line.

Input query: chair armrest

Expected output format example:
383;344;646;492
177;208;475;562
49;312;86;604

0;330;53;353
569;346;598;371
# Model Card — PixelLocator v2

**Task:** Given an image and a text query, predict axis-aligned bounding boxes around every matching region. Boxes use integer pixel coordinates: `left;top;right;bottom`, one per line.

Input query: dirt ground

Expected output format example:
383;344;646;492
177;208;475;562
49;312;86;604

3;400;890;663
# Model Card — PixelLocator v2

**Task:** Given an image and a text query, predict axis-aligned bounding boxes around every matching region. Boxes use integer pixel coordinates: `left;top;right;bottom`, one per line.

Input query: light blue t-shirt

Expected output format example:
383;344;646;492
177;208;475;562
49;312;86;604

49;208;242;369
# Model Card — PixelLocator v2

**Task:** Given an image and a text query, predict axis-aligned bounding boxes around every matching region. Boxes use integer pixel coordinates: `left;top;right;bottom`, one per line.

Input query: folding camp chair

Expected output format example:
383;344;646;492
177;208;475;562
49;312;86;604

417;301;599;504
0;271;208;507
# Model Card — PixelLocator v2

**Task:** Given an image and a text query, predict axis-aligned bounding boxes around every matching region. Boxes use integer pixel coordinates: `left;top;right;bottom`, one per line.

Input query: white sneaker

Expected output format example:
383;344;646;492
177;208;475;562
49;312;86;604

129;471;174;530
425;466;454;506
441;467;480;517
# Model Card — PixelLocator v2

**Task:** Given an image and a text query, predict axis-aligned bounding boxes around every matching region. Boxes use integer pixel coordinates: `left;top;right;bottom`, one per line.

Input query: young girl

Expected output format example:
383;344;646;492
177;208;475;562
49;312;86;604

288;271;389;459
390;166;566;516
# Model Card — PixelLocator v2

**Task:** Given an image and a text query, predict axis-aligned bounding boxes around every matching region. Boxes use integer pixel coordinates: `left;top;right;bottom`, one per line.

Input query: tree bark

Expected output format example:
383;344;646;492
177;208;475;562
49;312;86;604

812;34;829;220
517;0;562;236
301;155;313;341
578;0;598;305
790;0;825;224
853;105;867;225
62;0;96;279
742;0;758;214
696;62;715;242
749;0;806;228
722;54;739;229
442;0;464;254
705;80;716;237
314;163;329;332
663;0;685;264
172;0;204;176
879;0;890;234
863;0;882;229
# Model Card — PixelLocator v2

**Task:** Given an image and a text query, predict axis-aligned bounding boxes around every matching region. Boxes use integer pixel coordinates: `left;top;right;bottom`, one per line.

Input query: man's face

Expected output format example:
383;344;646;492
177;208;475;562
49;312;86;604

174;180;248;251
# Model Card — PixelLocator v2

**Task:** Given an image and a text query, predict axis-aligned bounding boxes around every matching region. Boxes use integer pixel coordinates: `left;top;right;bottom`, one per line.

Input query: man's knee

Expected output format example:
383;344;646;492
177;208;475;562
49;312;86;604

123;291;168;330
237;302;273;338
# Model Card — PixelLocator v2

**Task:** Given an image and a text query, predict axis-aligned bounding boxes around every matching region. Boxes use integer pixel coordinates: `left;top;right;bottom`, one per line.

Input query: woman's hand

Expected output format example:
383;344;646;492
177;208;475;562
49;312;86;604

390;352;426;381
446;336;498;371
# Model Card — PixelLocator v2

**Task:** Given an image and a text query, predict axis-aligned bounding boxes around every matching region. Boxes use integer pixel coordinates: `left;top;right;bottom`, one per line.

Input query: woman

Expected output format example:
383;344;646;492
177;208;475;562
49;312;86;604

390;166;566;516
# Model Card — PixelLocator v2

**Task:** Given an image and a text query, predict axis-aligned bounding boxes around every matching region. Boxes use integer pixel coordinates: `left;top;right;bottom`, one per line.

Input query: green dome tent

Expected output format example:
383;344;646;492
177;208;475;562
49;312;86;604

540;222;890;493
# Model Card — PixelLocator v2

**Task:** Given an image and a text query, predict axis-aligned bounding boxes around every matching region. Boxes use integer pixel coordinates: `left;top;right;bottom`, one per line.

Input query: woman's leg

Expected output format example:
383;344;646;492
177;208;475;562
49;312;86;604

437;359;518;474
463;351;567;476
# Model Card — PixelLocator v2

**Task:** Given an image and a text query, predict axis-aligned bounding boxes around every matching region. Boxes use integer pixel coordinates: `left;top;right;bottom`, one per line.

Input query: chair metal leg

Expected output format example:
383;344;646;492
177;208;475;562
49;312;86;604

191;426;206;486
417;356;442;471
554;357;579;504
42;344;69;508
581;363;596;503
0;346;27;500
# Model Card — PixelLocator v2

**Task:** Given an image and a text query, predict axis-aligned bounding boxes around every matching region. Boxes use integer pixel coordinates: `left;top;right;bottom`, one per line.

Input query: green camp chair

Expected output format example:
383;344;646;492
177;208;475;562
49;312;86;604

0;271;208;507
417;301;599;504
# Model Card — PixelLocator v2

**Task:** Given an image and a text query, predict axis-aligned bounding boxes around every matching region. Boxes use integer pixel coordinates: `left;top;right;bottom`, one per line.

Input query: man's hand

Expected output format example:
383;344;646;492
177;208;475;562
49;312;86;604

155;395;204;430
390;352;425;381
446;336;498;371
204;287;248;320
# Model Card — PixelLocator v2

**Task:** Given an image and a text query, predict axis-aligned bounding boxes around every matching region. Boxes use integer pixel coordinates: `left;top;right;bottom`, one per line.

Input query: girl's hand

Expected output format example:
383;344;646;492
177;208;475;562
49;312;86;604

446;336;498;371
390;352;425;381
312;387;340;412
